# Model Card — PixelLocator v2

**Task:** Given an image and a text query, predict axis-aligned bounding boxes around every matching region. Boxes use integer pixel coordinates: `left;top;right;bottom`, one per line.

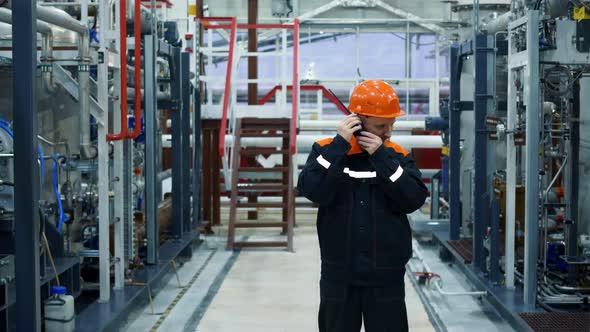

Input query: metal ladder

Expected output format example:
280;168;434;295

226;118;295;251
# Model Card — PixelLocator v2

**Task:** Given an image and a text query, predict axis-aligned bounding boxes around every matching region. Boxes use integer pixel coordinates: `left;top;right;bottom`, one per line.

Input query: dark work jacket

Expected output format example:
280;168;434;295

297;134;428;286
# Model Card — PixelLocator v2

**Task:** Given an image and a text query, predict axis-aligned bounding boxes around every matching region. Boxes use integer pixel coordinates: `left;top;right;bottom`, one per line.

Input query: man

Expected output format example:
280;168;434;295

297;80;429;332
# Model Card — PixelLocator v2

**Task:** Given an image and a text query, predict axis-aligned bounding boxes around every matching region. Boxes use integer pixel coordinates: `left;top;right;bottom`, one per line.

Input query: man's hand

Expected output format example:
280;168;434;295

357;131;383;155
337;114;362;142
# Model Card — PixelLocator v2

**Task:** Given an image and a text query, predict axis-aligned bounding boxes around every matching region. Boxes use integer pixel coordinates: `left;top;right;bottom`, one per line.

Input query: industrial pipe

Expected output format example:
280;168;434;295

482;11;513;34
3;1;97;158
106;0;130;141
299;120;426;131
0;8;56;92
126;87;171;101
161;134;443;150
126;0;142;140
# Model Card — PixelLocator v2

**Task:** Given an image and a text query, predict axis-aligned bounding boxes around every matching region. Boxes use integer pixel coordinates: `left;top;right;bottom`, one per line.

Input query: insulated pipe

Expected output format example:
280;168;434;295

4;1;97;158
299;120;425;131
126;87;170;101
482;11;512;34
161;134;443;150
0;8;56;92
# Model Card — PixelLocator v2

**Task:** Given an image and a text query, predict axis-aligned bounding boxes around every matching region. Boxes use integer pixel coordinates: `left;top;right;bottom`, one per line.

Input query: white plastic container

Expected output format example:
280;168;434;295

44;286;75;332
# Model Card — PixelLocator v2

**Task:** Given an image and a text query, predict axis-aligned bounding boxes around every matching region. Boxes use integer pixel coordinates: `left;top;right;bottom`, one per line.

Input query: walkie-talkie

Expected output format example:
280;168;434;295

328;89;365;137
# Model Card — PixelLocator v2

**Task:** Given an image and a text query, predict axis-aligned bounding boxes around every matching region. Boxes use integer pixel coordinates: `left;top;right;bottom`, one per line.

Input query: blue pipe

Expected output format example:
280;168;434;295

52;154;66;232
0;123;13;138
0;119;45;187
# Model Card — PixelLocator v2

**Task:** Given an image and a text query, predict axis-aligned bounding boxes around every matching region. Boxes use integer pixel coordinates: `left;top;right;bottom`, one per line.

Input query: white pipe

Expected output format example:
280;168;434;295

161;134;443;150
505;40;517;289
412;239;487;297
300;120;425;131
165;119;426;131
0;8;56;93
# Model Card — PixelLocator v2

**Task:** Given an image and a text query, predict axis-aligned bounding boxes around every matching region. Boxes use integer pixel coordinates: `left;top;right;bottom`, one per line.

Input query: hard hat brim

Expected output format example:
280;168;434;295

355;109;406;118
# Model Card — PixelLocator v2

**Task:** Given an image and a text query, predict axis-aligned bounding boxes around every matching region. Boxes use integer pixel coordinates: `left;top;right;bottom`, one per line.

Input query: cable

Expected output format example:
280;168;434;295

42;232;61;286
38;146;44;185
52;154;66;232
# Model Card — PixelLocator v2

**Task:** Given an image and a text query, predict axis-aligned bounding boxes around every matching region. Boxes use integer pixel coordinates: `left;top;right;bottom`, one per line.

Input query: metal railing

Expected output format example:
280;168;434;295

196;17;300;189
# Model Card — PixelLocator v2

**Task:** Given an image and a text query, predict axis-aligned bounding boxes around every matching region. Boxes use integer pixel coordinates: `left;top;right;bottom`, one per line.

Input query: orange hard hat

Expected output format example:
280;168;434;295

348;80;405;118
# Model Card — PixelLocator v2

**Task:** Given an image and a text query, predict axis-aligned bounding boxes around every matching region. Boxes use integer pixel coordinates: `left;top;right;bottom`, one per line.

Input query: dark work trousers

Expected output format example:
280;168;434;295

318;281;408;332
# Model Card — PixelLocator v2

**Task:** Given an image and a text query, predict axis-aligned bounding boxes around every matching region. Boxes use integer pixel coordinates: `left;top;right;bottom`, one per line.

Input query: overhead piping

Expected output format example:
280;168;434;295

0;8;56;92
4;0;97;158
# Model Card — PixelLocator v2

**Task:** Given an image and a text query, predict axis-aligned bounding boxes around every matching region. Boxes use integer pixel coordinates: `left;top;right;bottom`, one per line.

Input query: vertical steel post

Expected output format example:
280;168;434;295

449;46;461;240
145;36;159;264
112;34;125;292
473;34;490;271
98;0;111;302
171;47;184;238
12;0;41;330
181;52;191;233
524;10;540;309
193;85;202;231
570;78;585;285
505;30;517;289
193;21;202;232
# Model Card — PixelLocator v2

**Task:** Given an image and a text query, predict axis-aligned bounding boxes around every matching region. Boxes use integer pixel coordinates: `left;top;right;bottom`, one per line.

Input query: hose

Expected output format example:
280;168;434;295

0;120;45;184
52;154;66;232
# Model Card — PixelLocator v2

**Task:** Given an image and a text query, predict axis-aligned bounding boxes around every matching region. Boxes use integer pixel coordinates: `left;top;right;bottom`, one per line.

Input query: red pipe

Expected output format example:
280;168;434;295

218;18;237;157
107;0;130;141
126;0;142;139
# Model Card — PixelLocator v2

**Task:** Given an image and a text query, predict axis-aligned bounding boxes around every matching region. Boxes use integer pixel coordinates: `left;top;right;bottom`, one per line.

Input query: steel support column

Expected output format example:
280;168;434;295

171;46;184;238
181;52;191;233
524;10;540;309
12;0;41;330
449;46;461;240
145;35;159;264
192;84;202;231
97;0;111;303
473;34;491;271
570;78;585;285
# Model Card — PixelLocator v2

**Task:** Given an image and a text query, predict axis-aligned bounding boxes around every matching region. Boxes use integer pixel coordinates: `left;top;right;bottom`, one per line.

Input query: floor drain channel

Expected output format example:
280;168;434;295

149;250;217;331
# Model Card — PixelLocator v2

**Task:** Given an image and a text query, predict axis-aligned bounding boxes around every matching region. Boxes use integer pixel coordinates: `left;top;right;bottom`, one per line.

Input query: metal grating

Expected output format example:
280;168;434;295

519;312;590;332
447;239;473;264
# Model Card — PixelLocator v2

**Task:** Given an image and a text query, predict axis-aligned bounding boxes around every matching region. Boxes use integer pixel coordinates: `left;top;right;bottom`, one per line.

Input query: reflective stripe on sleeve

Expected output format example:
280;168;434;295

316;155;331;169
389;165;404;183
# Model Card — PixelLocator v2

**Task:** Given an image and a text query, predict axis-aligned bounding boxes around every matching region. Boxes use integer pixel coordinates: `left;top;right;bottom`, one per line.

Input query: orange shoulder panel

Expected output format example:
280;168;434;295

384;141;409;157
316;137;334;147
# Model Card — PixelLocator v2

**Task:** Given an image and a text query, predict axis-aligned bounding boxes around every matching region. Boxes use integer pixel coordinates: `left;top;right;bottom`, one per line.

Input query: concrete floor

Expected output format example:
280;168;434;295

196;224;434;332
123;207;513;332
